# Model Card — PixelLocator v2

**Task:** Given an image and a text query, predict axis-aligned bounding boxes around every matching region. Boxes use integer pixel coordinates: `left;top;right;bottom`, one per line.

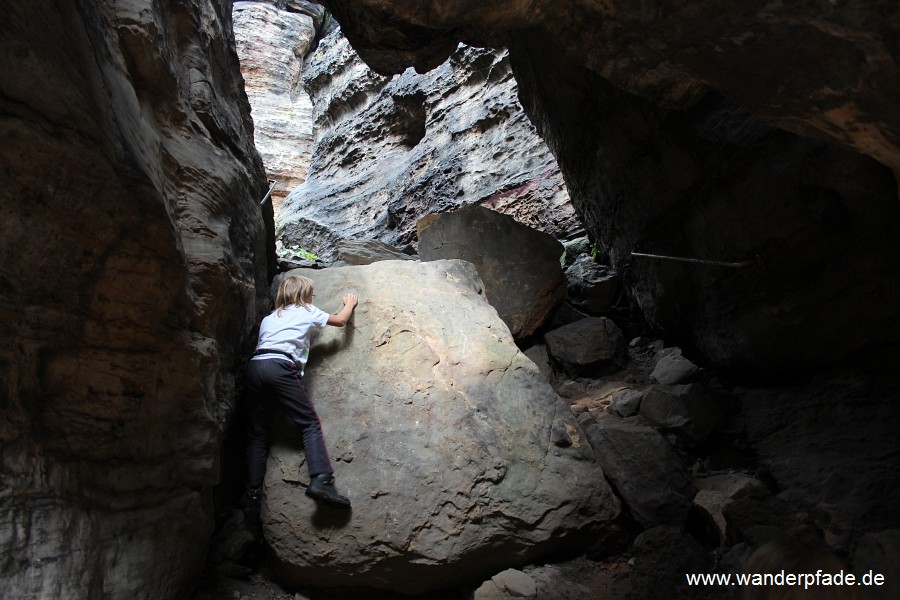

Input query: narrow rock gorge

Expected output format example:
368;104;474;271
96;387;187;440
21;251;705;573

233;1;324;213
2;1;900;600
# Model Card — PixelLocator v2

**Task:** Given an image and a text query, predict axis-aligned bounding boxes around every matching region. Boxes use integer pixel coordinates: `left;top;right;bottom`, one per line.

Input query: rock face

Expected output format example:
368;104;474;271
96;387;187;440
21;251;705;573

418;205;567;339
311;0;900;372
278;26;580;262
262;260;620;595
0;1;269;599
233;1;324;214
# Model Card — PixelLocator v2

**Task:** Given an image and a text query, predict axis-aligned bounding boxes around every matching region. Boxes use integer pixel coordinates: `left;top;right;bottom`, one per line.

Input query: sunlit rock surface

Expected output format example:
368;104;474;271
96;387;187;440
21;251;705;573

0;1;269;598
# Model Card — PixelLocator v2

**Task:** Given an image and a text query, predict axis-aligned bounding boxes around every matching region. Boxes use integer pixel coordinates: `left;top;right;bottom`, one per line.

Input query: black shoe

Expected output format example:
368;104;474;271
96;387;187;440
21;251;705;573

306;474;351;508
239;486;262;512
238;486;263;537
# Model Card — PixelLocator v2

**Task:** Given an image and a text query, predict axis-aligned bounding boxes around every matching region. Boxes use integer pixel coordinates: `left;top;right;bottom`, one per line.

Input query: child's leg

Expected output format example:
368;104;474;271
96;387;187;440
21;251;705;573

265;360;334;477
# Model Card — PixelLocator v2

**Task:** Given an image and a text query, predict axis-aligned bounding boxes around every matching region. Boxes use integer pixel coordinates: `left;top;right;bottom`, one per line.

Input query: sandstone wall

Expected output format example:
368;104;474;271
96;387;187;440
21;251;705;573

278;27;579;262
233;1;324;214
0;1;269;598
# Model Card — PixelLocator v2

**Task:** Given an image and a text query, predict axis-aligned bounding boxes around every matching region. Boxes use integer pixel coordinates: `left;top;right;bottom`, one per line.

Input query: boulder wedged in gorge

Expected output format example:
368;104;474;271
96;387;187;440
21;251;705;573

262;260;620;595
418;205;567;339
313;0;900;372
0;1;268;598
278;26;579;262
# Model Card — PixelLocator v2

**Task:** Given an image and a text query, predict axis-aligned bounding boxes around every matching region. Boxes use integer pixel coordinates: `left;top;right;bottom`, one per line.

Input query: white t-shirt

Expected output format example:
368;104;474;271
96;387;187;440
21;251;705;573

252;304;329;375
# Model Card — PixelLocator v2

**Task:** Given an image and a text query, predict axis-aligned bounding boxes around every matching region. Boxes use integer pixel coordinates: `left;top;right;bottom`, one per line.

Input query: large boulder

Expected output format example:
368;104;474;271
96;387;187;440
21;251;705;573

262;260;619;595
418;205;567;339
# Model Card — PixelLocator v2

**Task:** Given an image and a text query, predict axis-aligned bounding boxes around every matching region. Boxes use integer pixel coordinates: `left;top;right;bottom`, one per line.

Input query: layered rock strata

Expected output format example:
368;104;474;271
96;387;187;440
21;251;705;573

233;1;324;214
263;261;619;595
278;27;579;262
311;0;900;371
0;1;269;598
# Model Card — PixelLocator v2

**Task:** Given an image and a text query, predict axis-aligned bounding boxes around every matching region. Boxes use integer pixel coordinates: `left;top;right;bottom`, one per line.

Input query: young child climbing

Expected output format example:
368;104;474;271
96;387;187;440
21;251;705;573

242;274;358;510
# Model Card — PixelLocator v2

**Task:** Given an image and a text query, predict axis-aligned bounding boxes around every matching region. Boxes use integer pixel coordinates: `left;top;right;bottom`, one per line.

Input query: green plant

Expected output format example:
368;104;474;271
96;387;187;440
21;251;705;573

282;244;319;262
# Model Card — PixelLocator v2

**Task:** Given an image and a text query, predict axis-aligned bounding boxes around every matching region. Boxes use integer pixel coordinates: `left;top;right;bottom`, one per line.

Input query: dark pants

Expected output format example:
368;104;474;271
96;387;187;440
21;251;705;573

244;358;333;488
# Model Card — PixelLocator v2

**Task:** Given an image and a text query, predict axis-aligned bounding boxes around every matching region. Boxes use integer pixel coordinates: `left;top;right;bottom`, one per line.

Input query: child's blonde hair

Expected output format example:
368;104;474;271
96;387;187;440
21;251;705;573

275;275;315;315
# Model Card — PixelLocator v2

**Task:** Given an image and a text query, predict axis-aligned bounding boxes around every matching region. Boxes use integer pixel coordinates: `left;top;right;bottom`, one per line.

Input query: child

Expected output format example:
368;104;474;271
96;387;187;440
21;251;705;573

243;274;358;509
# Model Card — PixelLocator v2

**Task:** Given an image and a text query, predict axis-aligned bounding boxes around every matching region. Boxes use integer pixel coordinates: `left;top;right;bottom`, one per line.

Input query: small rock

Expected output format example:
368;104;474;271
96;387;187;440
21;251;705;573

491;568;537;598
610;388;644;417
564;254;619;314
474;580;507;600
692;473;766;547
649;348;698;384
545;317;625;376
639;383;719;445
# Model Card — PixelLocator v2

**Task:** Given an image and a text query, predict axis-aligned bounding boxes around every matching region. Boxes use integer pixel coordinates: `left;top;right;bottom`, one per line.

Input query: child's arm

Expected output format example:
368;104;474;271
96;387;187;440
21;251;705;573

327;293;358;327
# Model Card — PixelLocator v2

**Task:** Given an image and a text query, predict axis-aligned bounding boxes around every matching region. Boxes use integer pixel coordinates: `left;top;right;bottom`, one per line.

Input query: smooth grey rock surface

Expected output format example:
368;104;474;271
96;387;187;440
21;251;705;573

418;205;567;339
263;260;619;595
609;388;645;418
491;568;537;598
